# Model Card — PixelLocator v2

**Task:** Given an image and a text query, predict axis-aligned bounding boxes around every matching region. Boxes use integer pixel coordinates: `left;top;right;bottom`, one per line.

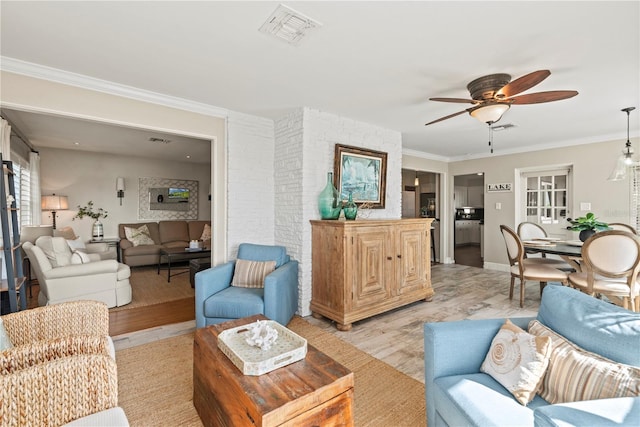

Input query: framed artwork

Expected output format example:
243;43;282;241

334;144;387;208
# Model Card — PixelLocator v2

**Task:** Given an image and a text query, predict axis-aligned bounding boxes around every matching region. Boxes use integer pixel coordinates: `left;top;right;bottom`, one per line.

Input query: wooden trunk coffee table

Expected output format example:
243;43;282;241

193;315;354;427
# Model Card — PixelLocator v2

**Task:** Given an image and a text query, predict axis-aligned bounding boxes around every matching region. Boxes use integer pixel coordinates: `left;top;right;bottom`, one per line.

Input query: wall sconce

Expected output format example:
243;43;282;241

41;193;68;229
116;177;125;205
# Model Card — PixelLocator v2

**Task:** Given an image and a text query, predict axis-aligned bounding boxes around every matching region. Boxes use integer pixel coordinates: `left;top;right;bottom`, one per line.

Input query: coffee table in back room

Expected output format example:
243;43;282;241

157;247;211;282
193;314;354;427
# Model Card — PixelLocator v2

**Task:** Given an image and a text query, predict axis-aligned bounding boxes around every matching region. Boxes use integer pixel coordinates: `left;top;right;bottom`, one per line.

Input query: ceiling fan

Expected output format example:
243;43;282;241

425;70;578;126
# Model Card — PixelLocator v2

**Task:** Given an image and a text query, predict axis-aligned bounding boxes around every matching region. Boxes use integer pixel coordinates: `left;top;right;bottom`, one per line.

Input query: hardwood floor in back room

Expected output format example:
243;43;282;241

454;244;483;268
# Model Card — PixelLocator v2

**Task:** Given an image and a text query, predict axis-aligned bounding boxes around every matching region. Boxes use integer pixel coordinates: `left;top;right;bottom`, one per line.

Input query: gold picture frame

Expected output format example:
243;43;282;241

334;144;387;208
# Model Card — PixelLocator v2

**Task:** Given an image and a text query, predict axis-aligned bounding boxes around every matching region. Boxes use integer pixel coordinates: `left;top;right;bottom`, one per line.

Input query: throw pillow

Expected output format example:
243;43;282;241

528;320;640;404
66;237;86;251
0;318;13;351
54;226;77;240
70;250;91;265
231;259;276;289
124;225;155;247
480;319;553;405
200;223;212;241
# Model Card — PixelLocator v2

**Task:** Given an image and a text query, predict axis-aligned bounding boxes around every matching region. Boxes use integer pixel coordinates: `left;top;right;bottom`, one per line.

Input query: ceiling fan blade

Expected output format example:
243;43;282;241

425;109;469;126
429;97;477;104
509;90;578;104
496;70;551;98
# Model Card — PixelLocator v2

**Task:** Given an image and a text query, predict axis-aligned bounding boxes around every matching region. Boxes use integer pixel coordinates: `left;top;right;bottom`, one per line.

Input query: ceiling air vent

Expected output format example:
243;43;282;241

259;4;322;46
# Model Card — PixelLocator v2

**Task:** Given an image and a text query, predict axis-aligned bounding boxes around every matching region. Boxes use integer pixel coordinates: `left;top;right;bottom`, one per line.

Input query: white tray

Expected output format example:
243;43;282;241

218;320;307;376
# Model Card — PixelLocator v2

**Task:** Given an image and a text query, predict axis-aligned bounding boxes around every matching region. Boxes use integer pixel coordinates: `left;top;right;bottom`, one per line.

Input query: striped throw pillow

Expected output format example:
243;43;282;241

528;320;640;404
231;259;276;288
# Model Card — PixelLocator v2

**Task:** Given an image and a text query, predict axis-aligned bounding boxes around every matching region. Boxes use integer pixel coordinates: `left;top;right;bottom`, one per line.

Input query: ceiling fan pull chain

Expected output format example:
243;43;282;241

488;125;494;154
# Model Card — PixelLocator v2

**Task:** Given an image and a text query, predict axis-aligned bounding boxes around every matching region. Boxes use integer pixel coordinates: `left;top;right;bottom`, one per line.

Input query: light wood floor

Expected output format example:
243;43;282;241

112;263;542;383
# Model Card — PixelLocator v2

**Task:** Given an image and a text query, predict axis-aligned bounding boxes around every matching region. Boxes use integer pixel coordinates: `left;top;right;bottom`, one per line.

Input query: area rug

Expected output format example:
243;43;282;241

110;266;194;312
117;316;426;426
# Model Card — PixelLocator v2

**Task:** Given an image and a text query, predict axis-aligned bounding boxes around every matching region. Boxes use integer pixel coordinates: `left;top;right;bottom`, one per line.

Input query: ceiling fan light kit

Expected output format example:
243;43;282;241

470;103;510;124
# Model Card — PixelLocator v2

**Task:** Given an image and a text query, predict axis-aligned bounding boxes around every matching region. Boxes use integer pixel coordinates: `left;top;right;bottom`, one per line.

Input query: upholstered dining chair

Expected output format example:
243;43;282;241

568;230;640;312
517;221;573;270
608;222;638;235
195;243;299;327
501;225;569;307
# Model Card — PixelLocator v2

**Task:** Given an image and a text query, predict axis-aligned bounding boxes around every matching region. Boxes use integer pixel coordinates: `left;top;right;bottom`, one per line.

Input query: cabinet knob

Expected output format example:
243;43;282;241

397;255;402;259
387;256;392;260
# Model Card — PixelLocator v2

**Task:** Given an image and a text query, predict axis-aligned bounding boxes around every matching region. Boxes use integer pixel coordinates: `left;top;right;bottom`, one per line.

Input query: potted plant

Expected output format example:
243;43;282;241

566;212;610;242
73;201;108;240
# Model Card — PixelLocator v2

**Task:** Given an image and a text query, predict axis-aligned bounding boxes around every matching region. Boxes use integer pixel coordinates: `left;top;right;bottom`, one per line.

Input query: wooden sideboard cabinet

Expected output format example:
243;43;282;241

310;218;434;331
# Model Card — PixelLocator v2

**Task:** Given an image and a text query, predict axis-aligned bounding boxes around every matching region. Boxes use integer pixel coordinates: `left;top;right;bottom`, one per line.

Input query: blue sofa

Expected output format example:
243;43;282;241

195;243;299;327
424;285;640;427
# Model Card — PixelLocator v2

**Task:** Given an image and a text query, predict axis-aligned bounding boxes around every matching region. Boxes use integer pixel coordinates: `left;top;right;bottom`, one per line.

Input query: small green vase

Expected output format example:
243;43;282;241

318;172;342;220
343;192;358;220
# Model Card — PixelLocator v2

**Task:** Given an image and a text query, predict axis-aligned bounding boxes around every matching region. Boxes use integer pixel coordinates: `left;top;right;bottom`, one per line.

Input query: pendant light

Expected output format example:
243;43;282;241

608;107;636;181
414;171;419;186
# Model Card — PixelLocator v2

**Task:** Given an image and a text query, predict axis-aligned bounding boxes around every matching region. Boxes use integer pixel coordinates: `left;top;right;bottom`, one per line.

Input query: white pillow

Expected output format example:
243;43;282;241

481;319;552;405
124;225;155;247
0;318;13;351
70;250;91;264
200;223;212;241
66;238;86;251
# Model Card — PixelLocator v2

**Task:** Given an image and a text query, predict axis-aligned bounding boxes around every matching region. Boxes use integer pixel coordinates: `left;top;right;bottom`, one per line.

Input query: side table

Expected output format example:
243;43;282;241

194;314;354;427
90;237;121;262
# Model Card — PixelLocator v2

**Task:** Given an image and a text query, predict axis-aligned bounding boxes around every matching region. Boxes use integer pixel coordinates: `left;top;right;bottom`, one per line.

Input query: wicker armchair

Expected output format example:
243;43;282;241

0;301;127;426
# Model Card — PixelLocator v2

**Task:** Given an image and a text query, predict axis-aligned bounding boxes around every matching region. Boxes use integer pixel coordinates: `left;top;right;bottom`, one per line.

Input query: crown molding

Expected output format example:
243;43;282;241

1;56;229;118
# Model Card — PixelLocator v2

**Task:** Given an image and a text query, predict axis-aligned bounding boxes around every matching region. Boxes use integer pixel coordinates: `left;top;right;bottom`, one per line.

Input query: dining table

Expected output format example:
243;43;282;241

522;239;584;271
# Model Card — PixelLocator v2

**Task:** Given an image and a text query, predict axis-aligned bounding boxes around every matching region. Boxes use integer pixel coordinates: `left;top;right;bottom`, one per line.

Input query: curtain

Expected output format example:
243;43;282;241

30;152;42;225
0;119;10;160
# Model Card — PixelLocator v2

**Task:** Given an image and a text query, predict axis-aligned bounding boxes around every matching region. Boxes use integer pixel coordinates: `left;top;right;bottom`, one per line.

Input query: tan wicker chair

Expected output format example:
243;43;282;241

0;301;125;426
568;230;640;312
501;225;569;307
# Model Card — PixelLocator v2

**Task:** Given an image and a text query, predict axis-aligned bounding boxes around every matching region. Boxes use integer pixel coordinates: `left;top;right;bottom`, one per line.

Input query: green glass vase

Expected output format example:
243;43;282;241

343;191;358;220
318;172;342;220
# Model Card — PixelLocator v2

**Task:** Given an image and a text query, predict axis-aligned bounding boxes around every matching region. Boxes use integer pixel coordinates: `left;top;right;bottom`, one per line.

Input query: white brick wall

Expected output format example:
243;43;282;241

274;107;402;317
227;111;275;259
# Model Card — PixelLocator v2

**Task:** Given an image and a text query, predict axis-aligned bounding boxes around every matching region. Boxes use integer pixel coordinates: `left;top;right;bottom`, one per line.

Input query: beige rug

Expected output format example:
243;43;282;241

117;316;426;426
110;266;195;312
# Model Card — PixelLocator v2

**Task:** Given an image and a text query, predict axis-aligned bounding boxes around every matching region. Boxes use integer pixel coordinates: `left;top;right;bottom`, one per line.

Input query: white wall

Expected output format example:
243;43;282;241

226;111;276;259
39;147;211;241
275;107;403;316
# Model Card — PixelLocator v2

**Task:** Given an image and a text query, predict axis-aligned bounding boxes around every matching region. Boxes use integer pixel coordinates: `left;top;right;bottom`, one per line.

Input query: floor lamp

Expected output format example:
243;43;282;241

41;194;68;229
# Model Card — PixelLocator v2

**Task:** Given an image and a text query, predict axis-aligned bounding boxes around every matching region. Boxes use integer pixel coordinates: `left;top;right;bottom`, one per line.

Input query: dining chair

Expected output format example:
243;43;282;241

500;225;569;307
568;230;640;312
517;221;572;270
608;222;638;235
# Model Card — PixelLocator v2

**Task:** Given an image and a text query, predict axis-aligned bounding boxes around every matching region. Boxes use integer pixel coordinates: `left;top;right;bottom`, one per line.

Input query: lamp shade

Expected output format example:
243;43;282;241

469;104;510;124
41;194;68;211
116;177;125;191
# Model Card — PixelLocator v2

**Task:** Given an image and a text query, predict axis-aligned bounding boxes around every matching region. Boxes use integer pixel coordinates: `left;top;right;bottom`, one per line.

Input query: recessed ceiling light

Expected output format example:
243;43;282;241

259;4;322;46
73;142;80;145
186;155;191;159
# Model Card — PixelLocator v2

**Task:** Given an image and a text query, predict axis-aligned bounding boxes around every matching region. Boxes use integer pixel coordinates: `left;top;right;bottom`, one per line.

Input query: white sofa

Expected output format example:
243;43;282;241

22;236;132;308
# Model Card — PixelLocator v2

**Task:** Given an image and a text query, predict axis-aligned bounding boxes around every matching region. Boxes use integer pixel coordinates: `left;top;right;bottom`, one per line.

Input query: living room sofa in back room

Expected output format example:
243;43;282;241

118;220;211;267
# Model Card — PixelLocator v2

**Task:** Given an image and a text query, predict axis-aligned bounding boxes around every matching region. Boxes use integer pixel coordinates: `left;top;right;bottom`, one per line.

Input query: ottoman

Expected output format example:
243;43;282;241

190;258;211;288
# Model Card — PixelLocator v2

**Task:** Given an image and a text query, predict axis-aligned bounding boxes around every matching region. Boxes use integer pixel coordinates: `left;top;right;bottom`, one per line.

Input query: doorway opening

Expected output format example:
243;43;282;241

401;169;441;263
454;173;485;268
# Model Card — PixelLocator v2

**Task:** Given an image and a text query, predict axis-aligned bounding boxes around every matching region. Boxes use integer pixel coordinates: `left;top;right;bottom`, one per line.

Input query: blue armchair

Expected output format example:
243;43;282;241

195;243;299;327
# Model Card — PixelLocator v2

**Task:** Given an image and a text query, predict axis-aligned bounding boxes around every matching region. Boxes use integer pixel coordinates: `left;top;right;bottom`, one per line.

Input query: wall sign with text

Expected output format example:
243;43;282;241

487;183;512;192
